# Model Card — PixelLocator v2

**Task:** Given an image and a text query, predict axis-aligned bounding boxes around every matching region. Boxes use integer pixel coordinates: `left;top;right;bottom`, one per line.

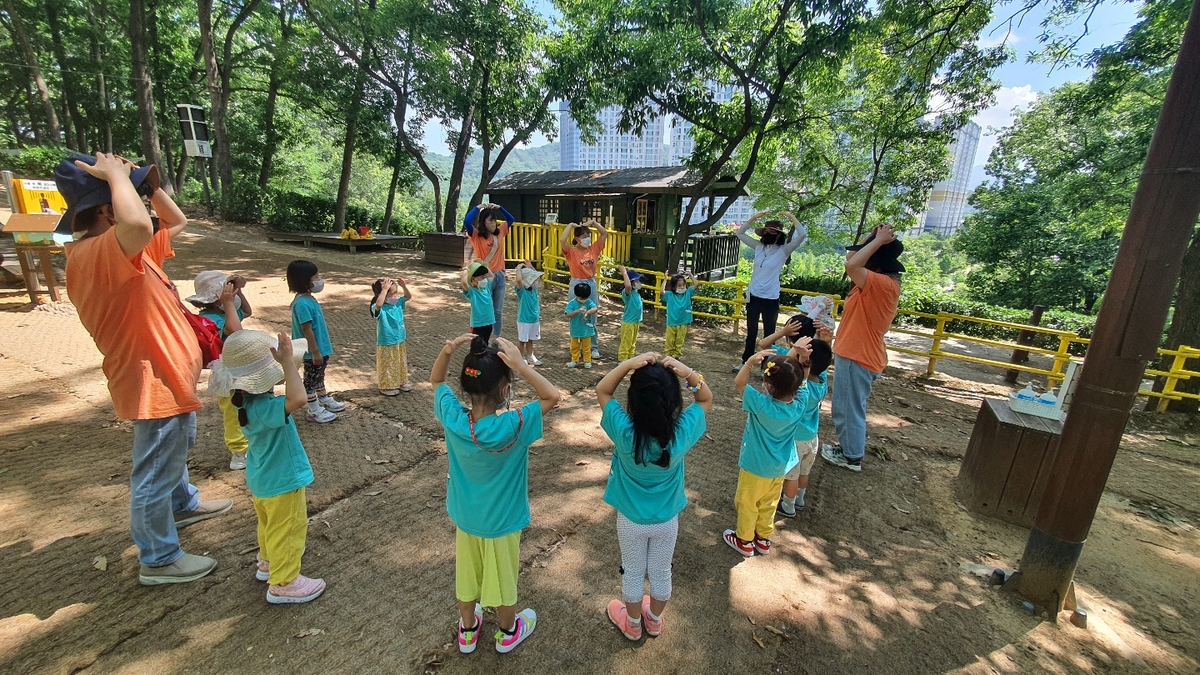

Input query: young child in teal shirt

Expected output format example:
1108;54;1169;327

661;273;696;358
596;352;711;641
725;350;807;557
565;282;598;369
778;339;831;516
431;334;561;655
514;261;544;366
617;266;644;361
187;270;253;470
371;275;413;395
461;261;496;344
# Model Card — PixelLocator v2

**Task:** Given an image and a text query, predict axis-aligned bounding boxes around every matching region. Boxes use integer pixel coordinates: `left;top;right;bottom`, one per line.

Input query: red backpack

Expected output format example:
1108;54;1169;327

182;310;224;367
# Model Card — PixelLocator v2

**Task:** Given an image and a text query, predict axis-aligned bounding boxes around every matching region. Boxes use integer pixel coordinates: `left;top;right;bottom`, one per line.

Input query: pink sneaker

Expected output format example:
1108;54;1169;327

255;558;269;581
641;596;663;636
494;608;537;653
458;603;483;654
266;574;326;604
607;599;642;640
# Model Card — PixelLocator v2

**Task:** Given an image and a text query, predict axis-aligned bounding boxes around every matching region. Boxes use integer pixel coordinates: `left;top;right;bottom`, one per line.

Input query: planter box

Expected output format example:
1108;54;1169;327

423;231;469;267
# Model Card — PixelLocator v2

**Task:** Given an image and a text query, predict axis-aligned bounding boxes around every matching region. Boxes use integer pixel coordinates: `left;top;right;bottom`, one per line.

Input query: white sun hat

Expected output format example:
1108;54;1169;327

207;330;307;397
519;266;543;288
185;270;229;306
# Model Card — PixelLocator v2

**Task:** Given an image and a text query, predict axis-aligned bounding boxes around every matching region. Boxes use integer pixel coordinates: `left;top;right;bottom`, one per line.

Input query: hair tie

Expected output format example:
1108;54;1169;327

471;343;489;355
763;361;777;376
464;367;481;377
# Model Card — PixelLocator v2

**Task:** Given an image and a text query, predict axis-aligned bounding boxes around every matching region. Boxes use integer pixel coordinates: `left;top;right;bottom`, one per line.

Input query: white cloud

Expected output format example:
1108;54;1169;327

972;85;1040;165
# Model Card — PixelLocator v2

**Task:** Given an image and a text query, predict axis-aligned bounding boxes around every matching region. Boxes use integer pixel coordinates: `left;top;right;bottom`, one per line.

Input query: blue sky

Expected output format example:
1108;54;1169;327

423;1;1145;170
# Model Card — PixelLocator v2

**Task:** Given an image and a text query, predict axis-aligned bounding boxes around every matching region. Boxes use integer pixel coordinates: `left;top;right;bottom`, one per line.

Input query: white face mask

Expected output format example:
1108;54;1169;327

311;279;325;293
632;282;642;290
476;279;488;288
579;236;592;247
675;287;685;295
385;296;400;305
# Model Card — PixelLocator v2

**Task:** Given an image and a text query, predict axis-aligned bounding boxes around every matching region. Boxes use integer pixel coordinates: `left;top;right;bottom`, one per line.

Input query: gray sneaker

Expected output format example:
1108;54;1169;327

139;553;217;585
175;499;234;528
820;444;862;472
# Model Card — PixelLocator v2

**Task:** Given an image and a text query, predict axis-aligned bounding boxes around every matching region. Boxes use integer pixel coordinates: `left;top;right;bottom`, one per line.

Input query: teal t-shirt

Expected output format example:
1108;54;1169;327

199;306;245;337
664;286;695;326
566;298;597;338
371;297;407;346
291;295;332;358
601;399;705;525
793;372;827;441
738;386;802;478
515;284;540;324
621;288;643;324
239;393;314;499
463;281;494;328
435;383;544;538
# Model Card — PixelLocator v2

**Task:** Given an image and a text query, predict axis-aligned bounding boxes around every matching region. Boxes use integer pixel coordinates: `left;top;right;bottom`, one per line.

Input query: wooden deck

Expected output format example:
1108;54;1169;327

266;231;418;253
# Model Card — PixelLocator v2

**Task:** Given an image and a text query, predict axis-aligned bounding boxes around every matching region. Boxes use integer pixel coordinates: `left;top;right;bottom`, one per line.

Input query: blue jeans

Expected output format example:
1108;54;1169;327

569;277;600;352
491;271;506;338
831;355;882;461
130;412;200;566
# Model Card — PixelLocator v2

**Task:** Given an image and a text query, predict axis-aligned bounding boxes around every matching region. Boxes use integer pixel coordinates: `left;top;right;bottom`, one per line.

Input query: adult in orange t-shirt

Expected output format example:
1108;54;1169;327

560;220;608;358
820;224;904;473
462;203;514;337
58;153;231;586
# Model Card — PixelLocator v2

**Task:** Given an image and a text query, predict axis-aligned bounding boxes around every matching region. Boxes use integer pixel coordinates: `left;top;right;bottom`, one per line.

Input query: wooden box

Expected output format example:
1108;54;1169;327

1;213;67;245
956;398;1063;527
423;231;469;267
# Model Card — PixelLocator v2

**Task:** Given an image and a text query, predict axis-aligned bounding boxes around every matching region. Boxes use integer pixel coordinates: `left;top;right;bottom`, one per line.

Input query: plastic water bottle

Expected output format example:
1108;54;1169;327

1015;386;1037;401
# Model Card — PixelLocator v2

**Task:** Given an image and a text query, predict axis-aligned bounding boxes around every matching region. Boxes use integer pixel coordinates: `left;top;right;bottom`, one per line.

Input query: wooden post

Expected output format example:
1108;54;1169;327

1016;0;1200;616
1005;305;1045;384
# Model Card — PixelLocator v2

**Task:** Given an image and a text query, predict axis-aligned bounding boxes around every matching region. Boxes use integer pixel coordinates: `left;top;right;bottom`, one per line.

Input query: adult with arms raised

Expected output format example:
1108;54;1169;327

57;154;232;585
734;211;806;371
559;220;608;359
463;203;515;338
820;223;904;473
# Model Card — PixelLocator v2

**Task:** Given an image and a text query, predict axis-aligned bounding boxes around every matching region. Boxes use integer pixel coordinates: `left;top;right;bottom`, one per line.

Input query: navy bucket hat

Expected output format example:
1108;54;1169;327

53;155;159;235
846;233;905;273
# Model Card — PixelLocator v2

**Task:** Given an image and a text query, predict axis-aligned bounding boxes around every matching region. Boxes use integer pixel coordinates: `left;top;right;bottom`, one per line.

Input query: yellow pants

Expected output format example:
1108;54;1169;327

456;529;521;608
217;395;248;455
734;469;784;542
377;341;409;390
665;324;688;358
570;337;593;364
253;488;308;586
618;322;640;361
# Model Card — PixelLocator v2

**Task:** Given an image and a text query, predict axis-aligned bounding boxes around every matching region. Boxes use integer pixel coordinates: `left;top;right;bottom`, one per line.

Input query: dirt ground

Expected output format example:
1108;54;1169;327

1;214;1197;675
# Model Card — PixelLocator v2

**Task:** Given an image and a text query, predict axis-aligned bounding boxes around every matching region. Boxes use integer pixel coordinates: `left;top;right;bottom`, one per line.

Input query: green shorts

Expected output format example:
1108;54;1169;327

455;529;521;608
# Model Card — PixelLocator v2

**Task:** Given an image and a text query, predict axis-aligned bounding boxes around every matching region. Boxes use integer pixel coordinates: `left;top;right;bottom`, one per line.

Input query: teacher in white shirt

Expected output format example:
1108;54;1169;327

734;211;806;367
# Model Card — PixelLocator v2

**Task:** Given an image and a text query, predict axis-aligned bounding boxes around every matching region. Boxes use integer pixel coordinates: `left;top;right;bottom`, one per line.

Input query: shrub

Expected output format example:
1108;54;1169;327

8;146;67;179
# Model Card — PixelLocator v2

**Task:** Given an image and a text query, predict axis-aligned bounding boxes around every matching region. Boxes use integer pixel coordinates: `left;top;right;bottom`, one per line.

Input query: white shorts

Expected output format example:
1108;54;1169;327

785;437;820;480
517;322;541;342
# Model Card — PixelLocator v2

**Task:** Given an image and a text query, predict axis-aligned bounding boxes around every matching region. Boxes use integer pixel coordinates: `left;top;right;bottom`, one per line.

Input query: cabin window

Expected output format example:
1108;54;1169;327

635;199;657;233
538;198;559;224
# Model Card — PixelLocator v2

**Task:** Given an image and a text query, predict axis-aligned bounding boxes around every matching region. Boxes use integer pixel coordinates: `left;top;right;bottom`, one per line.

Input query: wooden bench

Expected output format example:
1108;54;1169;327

957;398;1063;527
266;231;418;254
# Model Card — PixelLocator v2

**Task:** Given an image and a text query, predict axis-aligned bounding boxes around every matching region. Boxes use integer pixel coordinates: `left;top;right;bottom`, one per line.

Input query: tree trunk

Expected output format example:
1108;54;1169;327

85;0;112;152
199;0;222;202
257;4;288;189
442;108;476;233
334;68;366;233
46;0;84;149
148;0;175;184
130;0;173;192
5;0;61;142
176;150;190;191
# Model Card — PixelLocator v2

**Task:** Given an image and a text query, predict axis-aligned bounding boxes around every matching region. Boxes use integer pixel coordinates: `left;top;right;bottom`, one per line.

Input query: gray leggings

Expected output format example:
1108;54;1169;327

616;513;678;604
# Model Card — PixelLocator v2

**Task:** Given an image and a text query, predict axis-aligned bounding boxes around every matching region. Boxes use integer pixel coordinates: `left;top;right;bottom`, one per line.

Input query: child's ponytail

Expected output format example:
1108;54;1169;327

627;364;683;467
762;355;804;399
460;335;511;406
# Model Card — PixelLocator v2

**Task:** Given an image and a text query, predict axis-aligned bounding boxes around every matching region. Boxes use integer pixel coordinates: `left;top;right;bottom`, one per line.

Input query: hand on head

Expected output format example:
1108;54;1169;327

76;153;134;181
228;275;246;289
494;338;525;369
660;355;692;377
792;336;813;357
271;333;293;364
874;223;896;244
751;349;775;364
220;281;237;303
445;333;476;350
626;352;657;371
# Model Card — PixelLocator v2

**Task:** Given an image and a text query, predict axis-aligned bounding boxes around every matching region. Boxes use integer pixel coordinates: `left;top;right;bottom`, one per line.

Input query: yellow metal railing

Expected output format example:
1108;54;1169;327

510;223;1197;410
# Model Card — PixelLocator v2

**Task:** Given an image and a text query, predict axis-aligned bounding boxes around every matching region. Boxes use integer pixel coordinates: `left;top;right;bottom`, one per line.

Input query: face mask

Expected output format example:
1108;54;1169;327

579;236;592;247
632;282;642;290
311;279;325;293
385;296;400;305
499;386;512;409
476;279;488;288
675;288;685;295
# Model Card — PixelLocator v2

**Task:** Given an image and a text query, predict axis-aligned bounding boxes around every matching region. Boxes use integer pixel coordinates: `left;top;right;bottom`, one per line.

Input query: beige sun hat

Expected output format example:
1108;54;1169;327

208;330;307;396
185;270;228;306
519;266;543;288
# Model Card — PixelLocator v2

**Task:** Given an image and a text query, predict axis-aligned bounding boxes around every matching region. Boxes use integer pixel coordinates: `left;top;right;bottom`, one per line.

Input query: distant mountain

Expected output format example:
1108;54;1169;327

422;143;559;196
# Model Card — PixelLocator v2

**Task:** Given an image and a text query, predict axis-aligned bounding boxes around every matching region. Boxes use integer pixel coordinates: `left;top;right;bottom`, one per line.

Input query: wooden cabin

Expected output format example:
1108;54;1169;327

487;167;744;275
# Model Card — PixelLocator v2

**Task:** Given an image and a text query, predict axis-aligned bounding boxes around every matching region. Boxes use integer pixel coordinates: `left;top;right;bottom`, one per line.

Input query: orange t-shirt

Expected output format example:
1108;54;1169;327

468;222;509;273
66;228;203;420
833;272;901;374
563;240;605;279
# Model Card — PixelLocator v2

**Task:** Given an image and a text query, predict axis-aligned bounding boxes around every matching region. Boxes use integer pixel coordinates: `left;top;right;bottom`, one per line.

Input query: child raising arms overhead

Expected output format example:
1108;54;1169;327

661;272;696;358
462;261;496;344
371;276;413;395
596;352;711;640
432;334;561;655
725;351;807;557
187;270;253;470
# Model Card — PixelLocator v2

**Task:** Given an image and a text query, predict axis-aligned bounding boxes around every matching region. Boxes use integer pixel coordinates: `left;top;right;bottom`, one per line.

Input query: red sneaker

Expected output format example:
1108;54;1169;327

753;537;771;555
723;529;754;557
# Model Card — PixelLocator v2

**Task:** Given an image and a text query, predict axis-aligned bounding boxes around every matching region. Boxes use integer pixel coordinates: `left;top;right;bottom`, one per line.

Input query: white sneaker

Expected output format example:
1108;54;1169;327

591;349;600;360
567;362;578;369
318;395;346;412
583;363;593;369
530;355;543;366
306;407;338;424
229;453;246;470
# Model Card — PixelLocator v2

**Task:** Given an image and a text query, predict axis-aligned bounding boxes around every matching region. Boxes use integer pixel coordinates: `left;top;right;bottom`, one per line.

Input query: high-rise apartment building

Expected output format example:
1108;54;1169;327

665;85;756;226
914;121;981;236
559;106;666;171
